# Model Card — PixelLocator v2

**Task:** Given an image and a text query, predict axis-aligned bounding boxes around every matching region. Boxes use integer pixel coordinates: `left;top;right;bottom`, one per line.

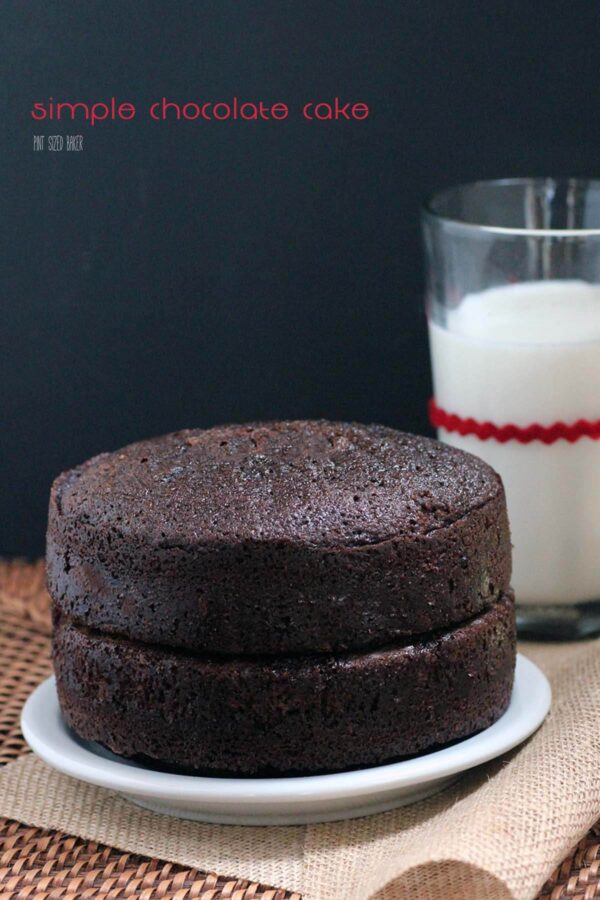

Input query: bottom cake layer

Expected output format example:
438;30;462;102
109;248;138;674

53;595;516;775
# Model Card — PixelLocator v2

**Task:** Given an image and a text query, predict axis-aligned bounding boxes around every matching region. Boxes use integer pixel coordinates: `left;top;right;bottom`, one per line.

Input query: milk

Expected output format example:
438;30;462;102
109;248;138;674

429;280;600;605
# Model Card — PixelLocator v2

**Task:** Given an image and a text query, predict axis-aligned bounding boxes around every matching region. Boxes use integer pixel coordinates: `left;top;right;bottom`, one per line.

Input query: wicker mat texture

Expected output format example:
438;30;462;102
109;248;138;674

0;560;598;900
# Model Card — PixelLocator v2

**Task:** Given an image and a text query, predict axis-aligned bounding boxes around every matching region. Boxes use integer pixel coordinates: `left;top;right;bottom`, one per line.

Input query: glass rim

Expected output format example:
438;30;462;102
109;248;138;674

423;177;600;237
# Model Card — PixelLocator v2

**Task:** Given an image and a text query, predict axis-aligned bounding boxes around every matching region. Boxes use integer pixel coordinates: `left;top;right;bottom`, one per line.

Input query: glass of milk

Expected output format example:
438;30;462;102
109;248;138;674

422;178;600;639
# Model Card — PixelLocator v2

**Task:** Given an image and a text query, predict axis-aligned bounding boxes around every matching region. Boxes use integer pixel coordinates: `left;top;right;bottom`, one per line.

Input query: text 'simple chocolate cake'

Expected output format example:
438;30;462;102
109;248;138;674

48;420;516;775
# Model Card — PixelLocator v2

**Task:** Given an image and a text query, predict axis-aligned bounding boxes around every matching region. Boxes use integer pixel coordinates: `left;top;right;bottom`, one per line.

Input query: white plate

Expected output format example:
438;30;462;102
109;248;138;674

21;654;550;825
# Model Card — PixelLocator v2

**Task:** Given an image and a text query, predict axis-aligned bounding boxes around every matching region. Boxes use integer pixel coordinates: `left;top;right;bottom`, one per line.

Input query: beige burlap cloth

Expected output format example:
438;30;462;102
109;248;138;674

1;639;599;900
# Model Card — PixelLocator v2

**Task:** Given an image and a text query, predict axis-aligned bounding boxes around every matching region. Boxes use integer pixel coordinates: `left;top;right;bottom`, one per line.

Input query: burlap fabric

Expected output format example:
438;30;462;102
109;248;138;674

1;561;599;899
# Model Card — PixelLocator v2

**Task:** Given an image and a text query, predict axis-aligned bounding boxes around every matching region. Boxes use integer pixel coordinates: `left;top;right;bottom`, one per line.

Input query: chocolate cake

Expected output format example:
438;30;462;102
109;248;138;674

48;420;516;775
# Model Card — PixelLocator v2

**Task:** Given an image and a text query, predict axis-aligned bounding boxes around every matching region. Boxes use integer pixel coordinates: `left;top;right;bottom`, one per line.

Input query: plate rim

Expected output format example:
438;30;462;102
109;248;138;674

21;654;550;805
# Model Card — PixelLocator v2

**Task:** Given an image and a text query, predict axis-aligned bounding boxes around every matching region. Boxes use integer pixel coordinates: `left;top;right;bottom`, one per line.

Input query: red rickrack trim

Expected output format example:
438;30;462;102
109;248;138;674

428;399;600;445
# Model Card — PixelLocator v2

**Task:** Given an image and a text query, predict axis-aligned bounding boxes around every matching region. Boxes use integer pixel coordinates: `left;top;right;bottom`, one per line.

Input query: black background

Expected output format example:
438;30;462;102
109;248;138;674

3;0;600;556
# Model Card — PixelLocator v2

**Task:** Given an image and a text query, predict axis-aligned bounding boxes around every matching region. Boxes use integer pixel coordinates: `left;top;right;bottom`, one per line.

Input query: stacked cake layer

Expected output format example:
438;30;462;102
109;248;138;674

48;420;516;774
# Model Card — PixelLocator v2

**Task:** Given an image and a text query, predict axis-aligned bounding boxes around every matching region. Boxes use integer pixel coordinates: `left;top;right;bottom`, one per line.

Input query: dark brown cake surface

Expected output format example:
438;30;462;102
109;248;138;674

53;595;516;776
47;420;511;654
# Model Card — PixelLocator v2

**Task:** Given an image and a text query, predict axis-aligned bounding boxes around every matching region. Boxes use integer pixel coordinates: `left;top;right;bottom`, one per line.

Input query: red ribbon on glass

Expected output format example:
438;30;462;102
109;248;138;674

428;399;600;445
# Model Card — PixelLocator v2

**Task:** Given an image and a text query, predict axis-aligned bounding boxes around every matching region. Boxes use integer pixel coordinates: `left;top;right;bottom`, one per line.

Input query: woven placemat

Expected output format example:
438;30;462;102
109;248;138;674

0;560;598;900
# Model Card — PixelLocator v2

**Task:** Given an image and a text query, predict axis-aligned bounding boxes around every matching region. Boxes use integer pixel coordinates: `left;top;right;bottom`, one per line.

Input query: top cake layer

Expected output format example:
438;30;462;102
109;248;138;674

47;420;511;655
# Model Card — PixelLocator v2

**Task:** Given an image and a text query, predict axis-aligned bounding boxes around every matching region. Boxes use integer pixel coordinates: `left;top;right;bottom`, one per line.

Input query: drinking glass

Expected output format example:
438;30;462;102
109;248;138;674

422;178;600;639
